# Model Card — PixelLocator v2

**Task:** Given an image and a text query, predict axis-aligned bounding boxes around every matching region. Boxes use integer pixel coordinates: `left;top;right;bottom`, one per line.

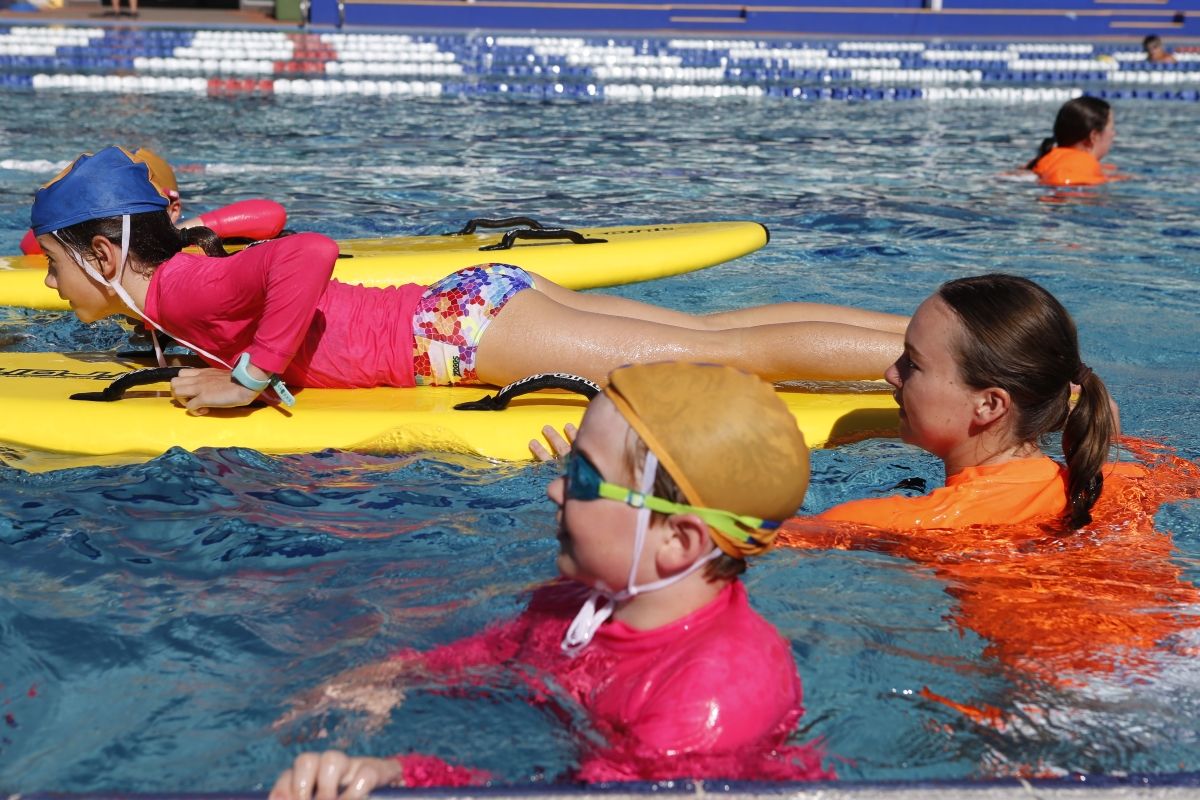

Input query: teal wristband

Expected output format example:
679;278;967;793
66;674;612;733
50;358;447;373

231;352;270;392
232;353;296;408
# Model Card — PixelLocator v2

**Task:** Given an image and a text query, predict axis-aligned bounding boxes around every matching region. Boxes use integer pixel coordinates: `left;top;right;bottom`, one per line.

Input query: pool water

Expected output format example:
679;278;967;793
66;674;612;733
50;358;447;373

1;85;1199;791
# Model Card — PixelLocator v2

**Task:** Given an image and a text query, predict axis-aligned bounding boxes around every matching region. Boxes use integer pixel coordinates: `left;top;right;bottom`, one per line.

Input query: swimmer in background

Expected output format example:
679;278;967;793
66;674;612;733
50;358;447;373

1025;97;1124;187
31;147;906;415
270;362;833;795
1143;34;1177;64
19;147;287;255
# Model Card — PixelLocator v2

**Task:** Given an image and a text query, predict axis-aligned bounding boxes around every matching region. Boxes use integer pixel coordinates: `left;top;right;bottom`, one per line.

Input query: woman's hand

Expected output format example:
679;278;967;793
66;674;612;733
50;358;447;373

269;751;403;800
170;368;261;415
529;422;576;461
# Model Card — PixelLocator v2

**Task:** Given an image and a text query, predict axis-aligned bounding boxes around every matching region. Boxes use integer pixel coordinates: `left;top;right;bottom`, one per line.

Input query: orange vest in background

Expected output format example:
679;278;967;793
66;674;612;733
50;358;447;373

1031;146;1108;186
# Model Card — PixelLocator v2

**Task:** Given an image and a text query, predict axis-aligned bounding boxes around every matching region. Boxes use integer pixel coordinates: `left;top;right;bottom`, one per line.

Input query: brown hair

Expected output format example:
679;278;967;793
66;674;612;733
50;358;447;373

54;210;227;276
937;274;1117;529
624;435;746;581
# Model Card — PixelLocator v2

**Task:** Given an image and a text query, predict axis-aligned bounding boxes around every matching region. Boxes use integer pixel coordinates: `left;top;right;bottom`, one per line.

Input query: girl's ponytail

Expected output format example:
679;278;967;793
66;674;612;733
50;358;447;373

1061;365;1119;529
180;225;228;258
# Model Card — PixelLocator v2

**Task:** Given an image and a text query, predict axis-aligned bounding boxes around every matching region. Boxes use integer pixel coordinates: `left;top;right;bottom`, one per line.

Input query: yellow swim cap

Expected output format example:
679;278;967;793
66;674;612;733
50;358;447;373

604;362;810;558
131;148;179;200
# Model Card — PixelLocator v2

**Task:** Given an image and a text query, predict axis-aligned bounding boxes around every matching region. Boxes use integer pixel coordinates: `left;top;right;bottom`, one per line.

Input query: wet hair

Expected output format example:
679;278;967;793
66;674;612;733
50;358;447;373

53;210;227;276
1025;96;1112;170
624;435;747;581
1143;34;1163;51
937;273;1118;530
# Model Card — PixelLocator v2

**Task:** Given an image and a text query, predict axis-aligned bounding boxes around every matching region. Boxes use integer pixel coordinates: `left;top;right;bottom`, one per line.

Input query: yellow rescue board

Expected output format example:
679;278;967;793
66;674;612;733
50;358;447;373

0;352;898;473
1;221;768;310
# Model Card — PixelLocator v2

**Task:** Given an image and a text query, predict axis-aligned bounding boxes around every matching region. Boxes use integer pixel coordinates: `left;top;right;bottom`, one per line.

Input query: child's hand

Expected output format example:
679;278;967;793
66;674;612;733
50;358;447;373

269;751;402;800
529;423;576;461
170;368;261;415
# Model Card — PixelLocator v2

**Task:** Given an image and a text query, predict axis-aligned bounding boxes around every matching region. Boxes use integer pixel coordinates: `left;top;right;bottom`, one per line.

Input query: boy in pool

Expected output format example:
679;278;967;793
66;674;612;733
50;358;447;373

19;147;287;254
270;362;833;796
1143;34;1177;64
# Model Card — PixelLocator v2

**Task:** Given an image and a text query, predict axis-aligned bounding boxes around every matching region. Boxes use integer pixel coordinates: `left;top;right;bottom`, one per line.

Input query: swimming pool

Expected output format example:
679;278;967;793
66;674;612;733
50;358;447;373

1;39;1199;792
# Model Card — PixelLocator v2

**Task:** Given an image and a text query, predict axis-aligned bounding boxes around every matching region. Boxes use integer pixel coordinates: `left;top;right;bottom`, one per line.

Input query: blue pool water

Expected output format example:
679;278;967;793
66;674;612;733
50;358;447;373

1;80;1199;791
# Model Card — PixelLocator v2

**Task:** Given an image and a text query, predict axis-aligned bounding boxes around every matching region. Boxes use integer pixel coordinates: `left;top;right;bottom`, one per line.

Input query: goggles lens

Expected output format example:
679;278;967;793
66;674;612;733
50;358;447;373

564;450;605;501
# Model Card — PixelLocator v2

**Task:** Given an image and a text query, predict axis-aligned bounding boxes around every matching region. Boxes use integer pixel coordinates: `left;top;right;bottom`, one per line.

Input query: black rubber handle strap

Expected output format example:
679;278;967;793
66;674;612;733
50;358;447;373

454;217;545;236
479;228;607;252
454;372;601;411
70;367;184;402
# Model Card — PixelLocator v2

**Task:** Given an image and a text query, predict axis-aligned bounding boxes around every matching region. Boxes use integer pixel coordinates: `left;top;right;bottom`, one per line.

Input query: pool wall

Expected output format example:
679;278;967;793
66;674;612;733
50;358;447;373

302;0;1200;39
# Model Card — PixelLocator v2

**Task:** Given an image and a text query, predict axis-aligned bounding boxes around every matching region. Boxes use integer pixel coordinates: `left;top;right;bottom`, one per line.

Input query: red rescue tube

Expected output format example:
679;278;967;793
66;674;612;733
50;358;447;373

198;198;287;241
20;228;43;255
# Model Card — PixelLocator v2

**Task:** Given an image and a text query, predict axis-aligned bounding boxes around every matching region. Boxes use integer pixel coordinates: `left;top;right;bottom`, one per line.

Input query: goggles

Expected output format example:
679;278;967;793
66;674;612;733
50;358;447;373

564;450;779;548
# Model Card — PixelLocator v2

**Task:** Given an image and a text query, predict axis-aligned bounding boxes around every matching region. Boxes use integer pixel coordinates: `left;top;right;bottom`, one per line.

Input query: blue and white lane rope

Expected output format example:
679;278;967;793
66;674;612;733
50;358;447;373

3;27;1200;99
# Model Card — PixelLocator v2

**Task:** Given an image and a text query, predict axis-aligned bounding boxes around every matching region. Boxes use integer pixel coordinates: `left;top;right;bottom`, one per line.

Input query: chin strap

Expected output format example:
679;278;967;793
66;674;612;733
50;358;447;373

560;450;722;657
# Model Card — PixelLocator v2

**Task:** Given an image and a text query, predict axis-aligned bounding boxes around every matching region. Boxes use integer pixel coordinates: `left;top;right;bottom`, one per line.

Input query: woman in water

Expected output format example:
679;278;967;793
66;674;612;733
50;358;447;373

1025;97;1119;187
780;274;1198;685
32;146;906;414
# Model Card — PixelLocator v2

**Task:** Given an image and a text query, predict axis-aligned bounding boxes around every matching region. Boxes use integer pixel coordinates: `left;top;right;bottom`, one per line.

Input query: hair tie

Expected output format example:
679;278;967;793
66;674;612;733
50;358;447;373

1074;363;1093;384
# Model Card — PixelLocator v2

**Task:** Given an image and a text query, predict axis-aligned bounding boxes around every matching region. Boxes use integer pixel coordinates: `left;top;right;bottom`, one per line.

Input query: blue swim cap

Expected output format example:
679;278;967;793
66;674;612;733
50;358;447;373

30;146;169;236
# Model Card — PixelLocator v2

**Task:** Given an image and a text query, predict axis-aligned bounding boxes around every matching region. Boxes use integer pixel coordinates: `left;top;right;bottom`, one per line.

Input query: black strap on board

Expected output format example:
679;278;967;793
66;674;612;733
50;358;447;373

69;367;183;402
454;372;601;411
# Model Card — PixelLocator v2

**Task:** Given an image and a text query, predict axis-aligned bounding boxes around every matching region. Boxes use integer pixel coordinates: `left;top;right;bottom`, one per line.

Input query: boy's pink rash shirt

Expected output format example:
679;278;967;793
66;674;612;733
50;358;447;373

392;580;832;784
143;233;426;387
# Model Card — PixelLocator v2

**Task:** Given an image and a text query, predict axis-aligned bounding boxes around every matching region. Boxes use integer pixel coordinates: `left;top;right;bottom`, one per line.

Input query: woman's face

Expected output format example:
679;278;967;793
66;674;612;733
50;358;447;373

883;295;982;462
1091;111;1116;161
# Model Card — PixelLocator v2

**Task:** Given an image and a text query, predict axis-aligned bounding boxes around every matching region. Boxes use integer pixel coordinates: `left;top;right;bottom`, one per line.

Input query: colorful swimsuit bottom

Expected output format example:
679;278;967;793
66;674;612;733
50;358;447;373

412;263;536;386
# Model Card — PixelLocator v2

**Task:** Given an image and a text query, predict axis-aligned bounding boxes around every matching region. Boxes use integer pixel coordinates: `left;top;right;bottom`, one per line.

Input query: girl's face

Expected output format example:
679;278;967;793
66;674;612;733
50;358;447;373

1091;111;1116;161
39;234;122;323
547;396;655;593
883;295;983;463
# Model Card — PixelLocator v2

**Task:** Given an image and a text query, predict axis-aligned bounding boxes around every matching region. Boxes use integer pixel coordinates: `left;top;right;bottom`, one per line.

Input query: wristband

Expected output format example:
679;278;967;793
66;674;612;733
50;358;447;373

232;353;296;408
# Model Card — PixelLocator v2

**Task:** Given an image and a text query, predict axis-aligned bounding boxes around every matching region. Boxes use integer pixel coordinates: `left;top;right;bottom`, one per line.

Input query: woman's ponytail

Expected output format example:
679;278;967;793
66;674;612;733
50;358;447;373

1026;136;1056;170
1061;366;1119;529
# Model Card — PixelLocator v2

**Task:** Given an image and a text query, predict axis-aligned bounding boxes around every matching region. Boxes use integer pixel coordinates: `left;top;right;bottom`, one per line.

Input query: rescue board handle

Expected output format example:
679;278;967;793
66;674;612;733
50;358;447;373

479;228;607;251
453;217;546;235
69;367;184;402
454;372;600;411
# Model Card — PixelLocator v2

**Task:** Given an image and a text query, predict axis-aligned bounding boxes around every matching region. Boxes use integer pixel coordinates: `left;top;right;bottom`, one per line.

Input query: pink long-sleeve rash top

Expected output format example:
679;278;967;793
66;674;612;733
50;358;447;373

143;233;427;388
393;580;833;784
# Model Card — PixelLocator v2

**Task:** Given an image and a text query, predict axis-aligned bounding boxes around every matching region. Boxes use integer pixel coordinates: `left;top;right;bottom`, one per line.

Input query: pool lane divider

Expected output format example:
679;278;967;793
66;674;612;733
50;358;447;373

3;26;1200;99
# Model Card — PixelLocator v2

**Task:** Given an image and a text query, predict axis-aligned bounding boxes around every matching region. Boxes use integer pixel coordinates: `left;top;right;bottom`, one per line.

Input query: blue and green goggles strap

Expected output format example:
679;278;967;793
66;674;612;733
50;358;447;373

593;482;778;547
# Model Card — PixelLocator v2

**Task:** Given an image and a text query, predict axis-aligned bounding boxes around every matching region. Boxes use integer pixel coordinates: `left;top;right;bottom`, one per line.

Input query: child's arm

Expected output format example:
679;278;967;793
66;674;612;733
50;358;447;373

167;233;339;412
275;608;533;733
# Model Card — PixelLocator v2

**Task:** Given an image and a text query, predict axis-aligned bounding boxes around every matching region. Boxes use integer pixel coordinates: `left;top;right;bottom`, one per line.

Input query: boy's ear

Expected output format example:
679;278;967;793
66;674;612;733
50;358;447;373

655;513;713;576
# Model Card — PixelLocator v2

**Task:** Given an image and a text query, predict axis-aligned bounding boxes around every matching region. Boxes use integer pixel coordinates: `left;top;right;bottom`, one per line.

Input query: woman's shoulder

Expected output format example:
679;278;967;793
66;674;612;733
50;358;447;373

1032;147;1107;185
